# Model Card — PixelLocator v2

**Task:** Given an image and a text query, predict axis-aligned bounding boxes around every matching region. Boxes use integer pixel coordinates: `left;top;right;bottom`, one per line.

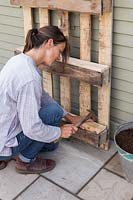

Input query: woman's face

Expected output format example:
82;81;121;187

41;40;66;66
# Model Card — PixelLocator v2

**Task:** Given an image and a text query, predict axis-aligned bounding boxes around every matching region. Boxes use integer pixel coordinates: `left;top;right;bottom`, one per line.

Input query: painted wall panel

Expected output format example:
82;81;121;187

114;0;133;8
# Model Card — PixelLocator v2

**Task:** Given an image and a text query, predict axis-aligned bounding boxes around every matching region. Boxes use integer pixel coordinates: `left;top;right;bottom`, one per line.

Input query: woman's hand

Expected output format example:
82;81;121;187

64;113;85;129
64;113;81;124
60;124;78;138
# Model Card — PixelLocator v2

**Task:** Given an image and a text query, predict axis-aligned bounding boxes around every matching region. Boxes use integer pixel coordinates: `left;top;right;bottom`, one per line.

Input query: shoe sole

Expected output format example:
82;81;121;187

0;161;7;170
15;162;56;174
0;158;16;170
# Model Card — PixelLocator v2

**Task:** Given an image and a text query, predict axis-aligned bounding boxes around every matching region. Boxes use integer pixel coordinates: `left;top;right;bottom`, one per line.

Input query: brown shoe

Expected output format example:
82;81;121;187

0;158;16;170
15;157;56;174
0;161;7;170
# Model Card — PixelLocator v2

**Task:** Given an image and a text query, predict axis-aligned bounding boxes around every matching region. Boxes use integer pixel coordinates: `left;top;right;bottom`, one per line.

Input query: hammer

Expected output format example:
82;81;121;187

54;110;97;143
74;109;97;128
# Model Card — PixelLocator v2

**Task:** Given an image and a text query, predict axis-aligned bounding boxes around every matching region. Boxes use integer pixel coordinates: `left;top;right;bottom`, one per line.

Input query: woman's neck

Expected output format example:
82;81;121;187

25;49;41;66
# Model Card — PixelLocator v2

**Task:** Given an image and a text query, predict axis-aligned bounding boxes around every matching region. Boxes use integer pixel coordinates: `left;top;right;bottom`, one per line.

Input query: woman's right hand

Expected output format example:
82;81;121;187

60;124;78;138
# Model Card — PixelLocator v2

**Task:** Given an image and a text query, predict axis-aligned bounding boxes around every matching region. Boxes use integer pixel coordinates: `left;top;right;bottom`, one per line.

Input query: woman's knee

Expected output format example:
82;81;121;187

39;103;63;125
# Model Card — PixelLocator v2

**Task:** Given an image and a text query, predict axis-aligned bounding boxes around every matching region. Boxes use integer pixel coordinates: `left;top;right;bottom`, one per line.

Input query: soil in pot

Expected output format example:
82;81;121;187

115;128;133;154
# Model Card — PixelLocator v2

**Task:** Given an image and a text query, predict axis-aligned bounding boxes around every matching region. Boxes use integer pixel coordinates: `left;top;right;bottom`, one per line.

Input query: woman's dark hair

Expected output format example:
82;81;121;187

23;26;69;63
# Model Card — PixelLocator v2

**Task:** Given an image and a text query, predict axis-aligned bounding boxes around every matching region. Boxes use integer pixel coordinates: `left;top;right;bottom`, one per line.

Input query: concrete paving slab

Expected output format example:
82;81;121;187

16;177;79;200
64;139;117;166
0;161;38;200
40;139;116;194
105;153;124;177
78;169;133;200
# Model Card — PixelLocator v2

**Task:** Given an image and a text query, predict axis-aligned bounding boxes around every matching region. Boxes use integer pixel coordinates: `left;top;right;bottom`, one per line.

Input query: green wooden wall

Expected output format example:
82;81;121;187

0;0;133;138
0;0;24;68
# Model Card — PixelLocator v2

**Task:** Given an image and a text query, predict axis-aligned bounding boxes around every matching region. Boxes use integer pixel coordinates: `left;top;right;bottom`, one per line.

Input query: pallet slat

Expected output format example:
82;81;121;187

23;7;33;38
15;47;110;86
43;57;110;86
39;8;50;26
11;0;112;13
39;8;53;97
62;112;107;148
57;11;71;112
98;11;113;149
73;120;107;147
103;0;112;12
98;12;113;122
11;0;102;14
79;13;91;117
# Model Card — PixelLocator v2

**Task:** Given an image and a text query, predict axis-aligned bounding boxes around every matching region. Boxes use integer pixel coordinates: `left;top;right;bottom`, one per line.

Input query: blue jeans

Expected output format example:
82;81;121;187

0;103;63;162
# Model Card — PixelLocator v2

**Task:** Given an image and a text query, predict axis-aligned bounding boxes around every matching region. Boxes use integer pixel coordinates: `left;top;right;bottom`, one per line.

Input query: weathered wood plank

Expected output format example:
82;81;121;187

42;64;105;86
98;12;113;123
62;112;107;147
73;120;107;147
57;10;69;36
98;10;113;150
65;57;109;73
57;11;71;112
79;13;91;116
10;0;103;14
10;0;113;13
60;77;71;111
39;8;50;26
23;7;33;38
14;47;110;86
42;58;110;86
39;8;53;97
14;47;108;75
42;71;53;96
102;0;112;12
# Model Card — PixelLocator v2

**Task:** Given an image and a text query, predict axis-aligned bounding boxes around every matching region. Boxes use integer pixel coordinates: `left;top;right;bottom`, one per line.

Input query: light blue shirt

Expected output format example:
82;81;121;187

0;53;67;156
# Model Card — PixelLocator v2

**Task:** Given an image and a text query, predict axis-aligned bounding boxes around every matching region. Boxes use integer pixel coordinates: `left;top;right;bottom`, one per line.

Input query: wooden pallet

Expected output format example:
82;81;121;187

11;0;113;150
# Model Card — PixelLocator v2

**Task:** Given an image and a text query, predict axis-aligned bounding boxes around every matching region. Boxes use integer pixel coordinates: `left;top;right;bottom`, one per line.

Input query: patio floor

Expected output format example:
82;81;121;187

0;139;133;200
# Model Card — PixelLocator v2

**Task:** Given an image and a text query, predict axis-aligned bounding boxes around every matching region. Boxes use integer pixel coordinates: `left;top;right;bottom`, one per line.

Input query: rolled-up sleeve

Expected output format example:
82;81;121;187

17;80;61;143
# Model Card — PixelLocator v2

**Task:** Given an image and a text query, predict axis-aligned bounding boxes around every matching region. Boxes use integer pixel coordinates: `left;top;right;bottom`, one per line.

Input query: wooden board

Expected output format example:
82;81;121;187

14;47;110;86
73;120;107;147
11;0;102;14
11;0;113;13
102;0;112;13
57;10;69;36
98;12;113;124
57;11;71;112
43;57;110;86
39;8;50;26
62;113;107;148
39;8;53;97
98;10;113;149
23;7;33;38
79;13;91;116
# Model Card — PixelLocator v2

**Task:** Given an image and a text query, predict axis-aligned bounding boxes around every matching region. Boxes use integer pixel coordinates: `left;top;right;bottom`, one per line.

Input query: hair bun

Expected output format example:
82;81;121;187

32;28;38;35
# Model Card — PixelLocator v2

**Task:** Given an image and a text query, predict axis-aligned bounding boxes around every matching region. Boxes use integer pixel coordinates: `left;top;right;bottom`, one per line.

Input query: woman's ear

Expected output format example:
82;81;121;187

47;39;54;48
